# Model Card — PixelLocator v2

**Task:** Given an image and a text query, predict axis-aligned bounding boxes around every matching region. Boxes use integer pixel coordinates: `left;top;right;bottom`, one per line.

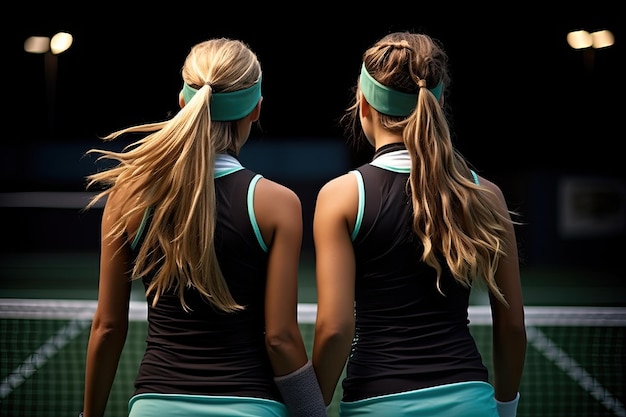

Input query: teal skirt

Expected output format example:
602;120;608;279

339;381;498;417
128;393;287;417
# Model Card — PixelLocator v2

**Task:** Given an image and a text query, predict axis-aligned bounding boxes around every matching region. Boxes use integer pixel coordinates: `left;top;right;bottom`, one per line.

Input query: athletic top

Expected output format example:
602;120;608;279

341;142;488;402
130;153;282;401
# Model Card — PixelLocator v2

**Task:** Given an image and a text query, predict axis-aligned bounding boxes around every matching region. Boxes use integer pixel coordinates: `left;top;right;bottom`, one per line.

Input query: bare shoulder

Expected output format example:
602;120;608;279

476;175;508;211
314;172;359;230
253;177;302;237
476;175;503;195
255;177;301;212
317;172;358;203
104;182;141;208
102;186;131;217
102;184;144;240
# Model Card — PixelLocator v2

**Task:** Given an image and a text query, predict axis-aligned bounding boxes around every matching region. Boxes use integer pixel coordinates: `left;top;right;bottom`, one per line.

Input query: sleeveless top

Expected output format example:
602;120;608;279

131;153;281;401
341;142;488;402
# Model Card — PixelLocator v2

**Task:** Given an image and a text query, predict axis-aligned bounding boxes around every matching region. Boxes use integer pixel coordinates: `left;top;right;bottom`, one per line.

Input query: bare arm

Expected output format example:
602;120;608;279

256;178;327;416
83;190;133;417
255;178;309;375
482;179;527;402
312;174;358;405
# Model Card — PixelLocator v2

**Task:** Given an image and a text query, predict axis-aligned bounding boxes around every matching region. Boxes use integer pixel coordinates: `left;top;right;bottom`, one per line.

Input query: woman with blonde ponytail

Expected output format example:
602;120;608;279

312;31;526;417
81;38;325;417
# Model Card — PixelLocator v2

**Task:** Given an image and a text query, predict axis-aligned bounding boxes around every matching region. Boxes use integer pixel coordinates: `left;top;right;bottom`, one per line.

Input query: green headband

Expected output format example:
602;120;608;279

181;76;262;121
359;64;443;117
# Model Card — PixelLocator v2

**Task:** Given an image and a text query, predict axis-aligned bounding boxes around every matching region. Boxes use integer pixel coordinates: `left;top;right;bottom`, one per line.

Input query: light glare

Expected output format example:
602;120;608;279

50;32;73;55
567;30;593;49
591;30;614;49
24;36;51;54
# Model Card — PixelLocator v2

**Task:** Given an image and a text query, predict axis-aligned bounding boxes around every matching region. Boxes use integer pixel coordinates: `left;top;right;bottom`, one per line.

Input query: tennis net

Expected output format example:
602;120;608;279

1;299;624;417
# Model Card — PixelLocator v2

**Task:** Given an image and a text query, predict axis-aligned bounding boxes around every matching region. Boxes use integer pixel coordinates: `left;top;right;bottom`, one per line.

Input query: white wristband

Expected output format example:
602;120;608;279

496;392;520;417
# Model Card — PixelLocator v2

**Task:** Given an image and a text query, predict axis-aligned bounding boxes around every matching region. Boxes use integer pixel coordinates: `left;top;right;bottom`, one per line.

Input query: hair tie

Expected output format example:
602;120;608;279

418;78;444;101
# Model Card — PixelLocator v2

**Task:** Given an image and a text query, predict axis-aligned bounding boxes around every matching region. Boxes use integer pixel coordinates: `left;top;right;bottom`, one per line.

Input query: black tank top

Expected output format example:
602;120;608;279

132;158;281;401
341;143;488;402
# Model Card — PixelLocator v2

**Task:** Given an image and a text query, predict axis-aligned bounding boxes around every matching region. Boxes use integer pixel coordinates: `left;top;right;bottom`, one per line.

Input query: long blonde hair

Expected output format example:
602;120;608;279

343;32;519;305
85;38;262;312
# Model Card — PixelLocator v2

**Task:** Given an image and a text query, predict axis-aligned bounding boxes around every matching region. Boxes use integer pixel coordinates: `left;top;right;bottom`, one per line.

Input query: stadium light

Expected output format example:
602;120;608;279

566;28;615;73
24;32;73;132
567;29;614;50
24;32;73;54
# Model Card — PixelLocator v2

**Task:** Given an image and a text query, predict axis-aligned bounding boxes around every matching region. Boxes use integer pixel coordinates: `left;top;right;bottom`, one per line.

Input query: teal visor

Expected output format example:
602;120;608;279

181;77;262;121
359;64;442;117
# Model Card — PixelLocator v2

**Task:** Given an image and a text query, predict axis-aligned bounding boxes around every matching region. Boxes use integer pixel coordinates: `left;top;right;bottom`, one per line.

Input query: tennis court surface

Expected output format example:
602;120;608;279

1;253;624;417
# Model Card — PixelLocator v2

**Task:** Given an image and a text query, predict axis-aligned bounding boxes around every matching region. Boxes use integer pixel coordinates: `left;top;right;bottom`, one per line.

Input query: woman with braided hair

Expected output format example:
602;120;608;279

80;38;326;417
312;31;526;417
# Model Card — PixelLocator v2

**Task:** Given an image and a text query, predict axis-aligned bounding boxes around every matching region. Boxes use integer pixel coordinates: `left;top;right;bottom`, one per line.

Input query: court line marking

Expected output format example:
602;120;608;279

0;318;91;400
526;326;626;417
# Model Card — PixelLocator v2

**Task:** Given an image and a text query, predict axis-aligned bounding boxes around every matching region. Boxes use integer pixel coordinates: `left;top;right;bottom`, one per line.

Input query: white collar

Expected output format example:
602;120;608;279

370;149;410;173
215;153;244;178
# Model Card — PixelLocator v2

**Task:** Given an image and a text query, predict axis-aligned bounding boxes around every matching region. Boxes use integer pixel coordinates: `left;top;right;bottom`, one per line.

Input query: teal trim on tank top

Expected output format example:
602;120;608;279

131;205;154;251
351;160;479;243
350;170;365;241
471;170;479;185
131;154;255;252
248;174;268;252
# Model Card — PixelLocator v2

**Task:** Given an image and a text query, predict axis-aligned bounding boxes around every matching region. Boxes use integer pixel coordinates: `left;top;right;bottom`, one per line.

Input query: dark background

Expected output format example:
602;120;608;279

7;7;623;170
2;6;624;280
